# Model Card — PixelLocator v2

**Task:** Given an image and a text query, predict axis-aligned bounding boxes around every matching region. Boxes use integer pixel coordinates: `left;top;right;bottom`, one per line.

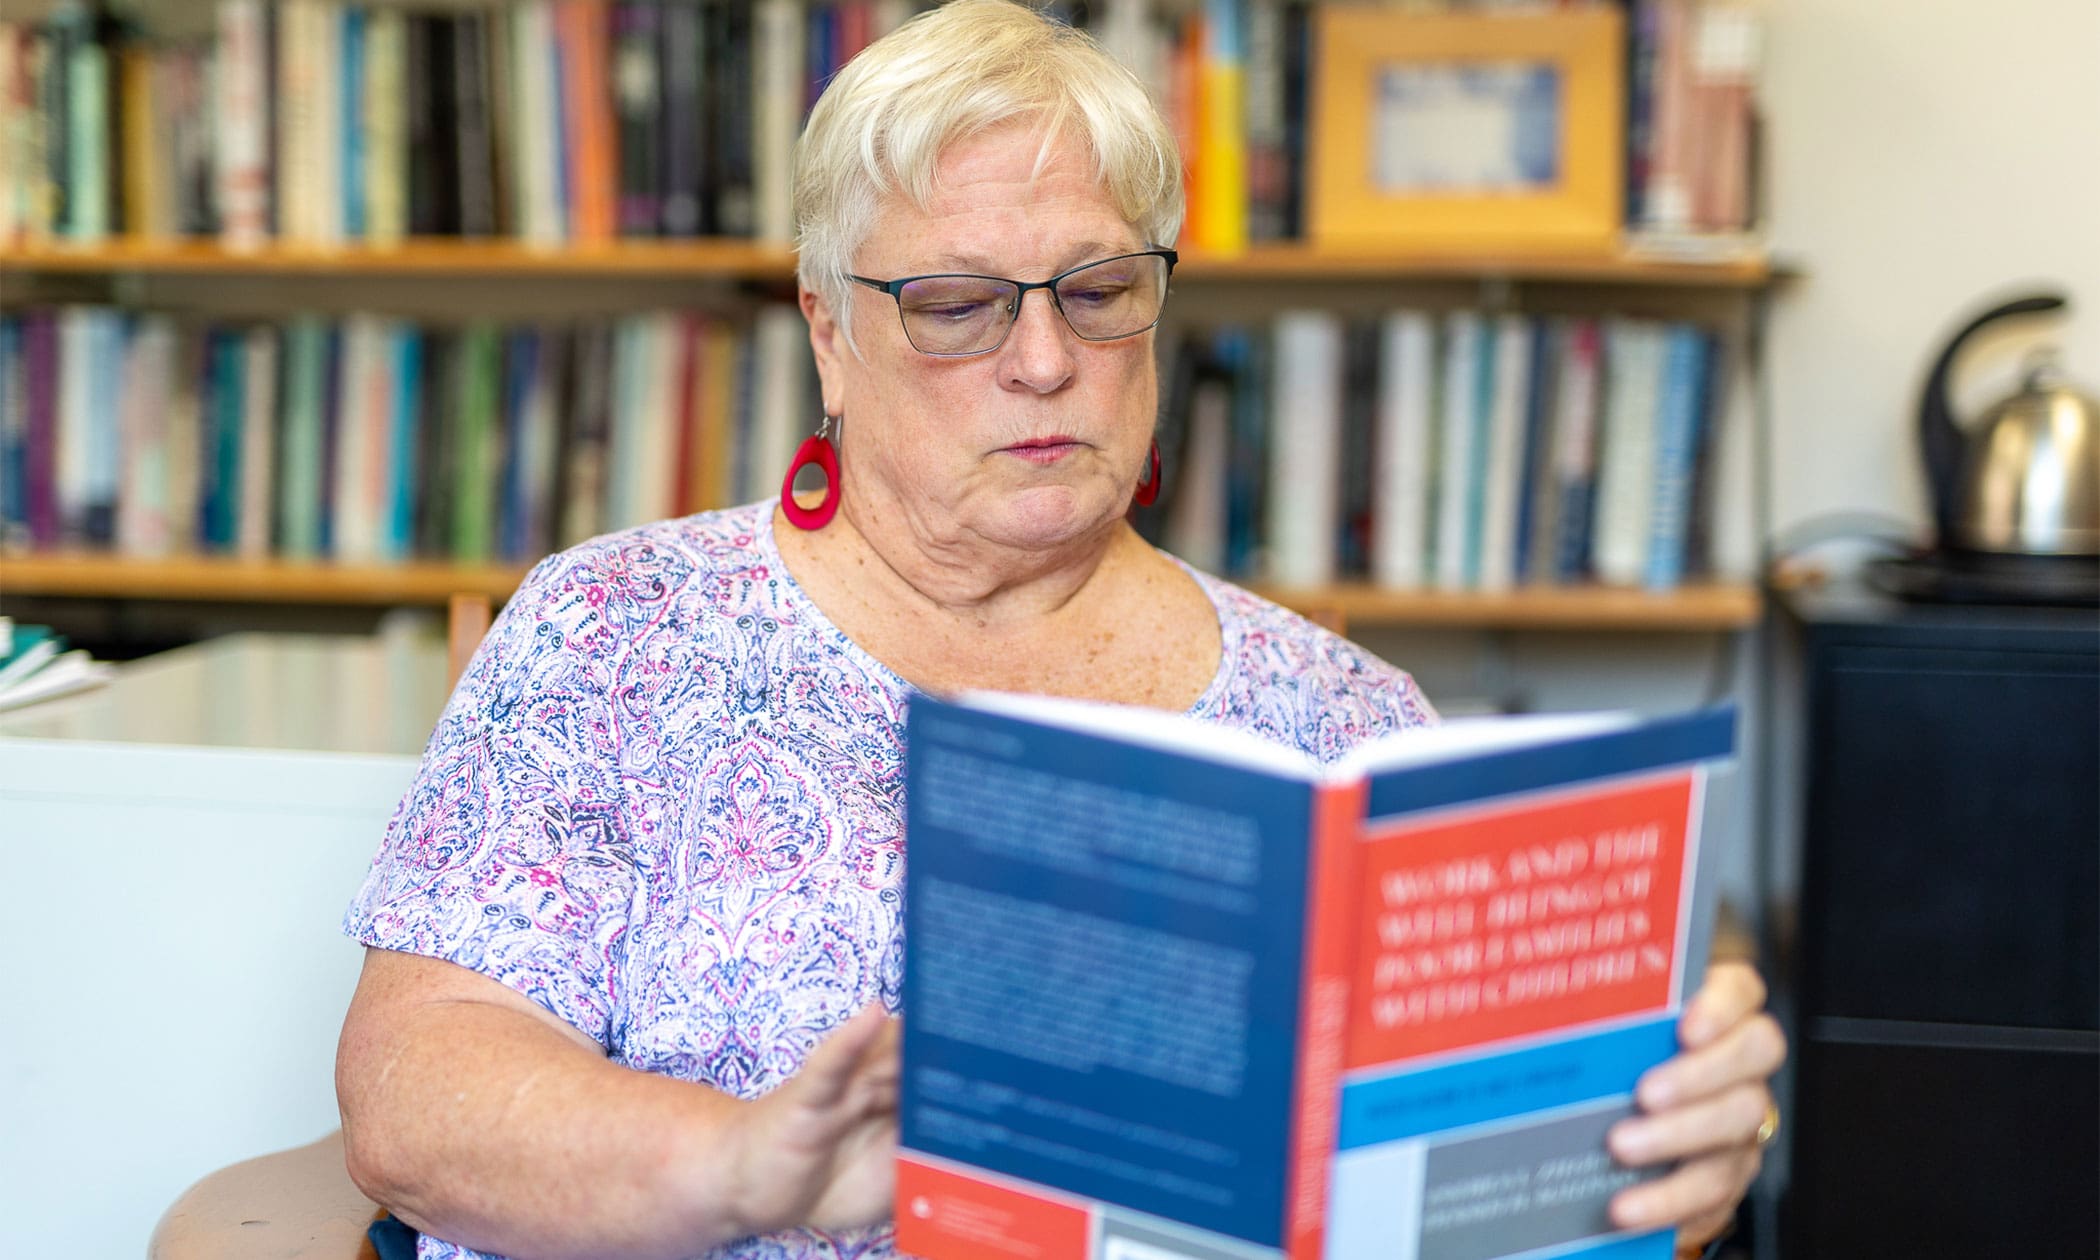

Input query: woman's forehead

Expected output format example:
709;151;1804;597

864;131;1144;273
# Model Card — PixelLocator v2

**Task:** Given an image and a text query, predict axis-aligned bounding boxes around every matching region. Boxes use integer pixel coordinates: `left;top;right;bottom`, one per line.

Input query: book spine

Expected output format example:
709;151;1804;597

658;0;703;237
1283;776;1367;1259
1592;320;1663;587
1550;319;1603;582
1477;314;1531;593
1643;323;1707;591
116;47;155;238
0;316;22;546
454;12;498;237
237;325;278;559
1371;310;1435;589
64;21;109;243
453;324;501;562
612;1;664;236
1193;0;1247;255
1268;310;1343;587
1513;317;1559;585
558;1;617;244
752;0;803;244
215;0;270;245
710;0;755;236
23;313;58;547
364;8;407;245
1432;311;1477;590
310;2;344;245
277;317;324;559
0;28;20;246
386;325;423;561
340;6;366;239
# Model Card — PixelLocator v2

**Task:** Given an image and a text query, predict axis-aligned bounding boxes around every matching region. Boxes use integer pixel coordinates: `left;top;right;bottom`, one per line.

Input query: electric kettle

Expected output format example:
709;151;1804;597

1918;292;2100;557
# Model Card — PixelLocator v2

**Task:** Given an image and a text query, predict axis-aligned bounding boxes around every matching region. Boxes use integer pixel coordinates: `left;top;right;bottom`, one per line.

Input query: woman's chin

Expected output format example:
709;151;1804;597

971;482;1122;551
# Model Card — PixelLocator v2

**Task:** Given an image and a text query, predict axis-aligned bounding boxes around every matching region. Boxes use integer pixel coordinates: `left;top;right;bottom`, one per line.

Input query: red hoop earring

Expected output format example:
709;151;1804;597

781;416;842;531
1132;440;1162;507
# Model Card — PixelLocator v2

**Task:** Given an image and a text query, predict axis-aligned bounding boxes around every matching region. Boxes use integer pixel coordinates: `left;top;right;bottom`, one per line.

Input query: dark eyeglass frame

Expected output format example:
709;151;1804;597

848;248;1180;357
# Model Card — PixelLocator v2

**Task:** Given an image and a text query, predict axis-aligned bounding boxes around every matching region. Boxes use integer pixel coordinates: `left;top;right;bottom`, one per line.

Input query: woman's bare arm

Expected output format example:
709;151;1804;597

336;948;899;1260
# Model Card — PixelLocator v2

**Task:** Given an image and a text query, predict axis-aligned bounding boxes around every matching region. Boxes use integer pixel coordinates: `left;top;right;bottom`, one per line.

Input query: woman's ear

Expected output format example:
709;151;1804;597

800;285;850;417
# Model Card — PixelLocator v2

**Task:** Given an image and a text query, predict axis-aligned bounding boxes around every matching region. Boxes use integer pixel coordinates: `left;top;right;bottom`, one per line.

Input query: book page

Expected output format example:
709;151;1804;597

955;690;1319;780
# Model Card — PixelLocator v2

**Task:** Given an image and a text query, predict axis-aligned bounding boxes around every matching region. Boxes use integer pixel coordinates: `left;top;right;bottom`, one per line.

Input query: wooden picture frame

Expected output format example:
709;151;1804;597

1309;7;1625;256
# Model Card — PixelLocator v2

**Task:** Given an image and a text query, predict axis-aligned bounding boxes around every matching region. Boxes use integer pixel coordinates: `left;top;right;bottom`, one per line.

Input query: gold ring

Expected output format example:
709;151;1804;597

1756;1100;1781;1148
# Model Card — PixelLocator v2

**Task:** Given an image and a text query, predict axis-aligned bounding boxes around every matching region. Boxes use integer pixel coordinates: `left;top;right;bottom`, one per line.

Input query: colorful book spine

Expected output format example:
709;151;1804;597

384;325;424;561
1193;0;1248;255
1643;323;1710;591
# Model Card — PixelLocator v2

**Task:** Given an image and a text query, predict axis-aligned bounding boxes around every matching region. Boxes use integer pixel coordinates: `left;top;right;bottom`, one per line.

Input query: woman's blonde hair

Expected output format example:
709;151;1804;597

793;0;1184;352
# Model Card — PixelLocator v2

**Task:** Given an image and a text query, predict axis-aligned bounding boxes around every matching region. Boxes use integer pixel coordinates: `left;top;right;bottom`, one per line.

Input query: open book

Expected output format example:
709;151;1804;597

896;692;1736;1260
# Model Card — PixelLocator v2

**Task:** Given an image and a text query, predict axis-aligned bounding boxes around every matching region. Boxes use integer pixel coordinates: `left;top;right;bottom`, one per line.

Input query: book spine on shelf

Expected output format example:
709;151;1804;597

384;325;424;562
1268;310;1343;588
1513;316;1559;586
214;2;270;248
1371;309;1434;590
452;323;501;563
340;6;367;240
751;0;803;245
454;12;498;238
557;1;617;244
0;316;23;547
21;313;58;548
611;0;664;236
1477;314;1532;593
238;325;278;559
658;0;703;238
1643;322;1710;591
1194;0;1247;256
363;8;407;245
1592;318;1665;587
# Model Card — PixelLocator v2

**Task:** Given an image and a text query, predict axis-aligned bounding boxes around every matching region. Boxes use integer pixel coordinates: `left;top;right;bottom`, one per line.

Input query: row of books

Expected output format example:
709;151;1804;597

0;304;816;565
1134;308;1731;593
0;0;1759;253
0;0;923;248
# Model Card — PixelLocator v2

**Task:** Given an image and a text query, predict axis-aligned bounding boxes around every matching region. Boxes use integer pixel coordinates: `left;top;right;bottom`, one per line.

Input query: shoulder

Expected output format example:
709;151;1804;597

513;503;777;622
1191;569;1439;759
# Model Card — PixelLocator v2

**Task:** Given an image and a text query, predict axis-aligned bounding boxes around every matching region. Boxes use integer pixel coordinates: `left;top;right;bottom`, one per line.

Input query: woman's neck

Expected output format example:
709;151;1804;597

786;489;1136;629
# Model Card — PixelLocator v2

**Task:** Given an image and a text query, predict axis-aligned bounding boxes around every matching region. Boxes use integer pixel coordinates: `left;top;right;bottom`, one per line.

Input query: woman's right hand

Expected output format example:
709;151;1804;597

727;1004;902;1237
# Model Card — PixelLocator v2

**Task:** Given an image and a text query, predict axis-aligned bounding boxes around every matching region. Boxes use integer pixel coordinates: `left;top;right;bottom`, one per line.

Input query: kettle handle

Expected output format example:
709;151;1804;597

1920;292;2067;545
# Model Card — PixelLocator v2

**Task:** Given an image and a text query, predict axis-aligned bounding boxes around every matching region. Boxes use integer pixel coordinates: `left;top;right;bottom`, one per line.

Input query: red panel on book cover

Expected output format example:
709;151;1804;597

895;1154;1092;1260
1346;773;1694;1067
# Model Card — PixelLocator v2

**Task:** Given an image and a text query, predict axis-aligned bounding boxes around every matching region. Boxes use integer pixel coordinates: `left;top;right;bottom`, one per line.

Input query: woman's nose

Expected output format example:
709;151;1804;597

1000;288;1076;393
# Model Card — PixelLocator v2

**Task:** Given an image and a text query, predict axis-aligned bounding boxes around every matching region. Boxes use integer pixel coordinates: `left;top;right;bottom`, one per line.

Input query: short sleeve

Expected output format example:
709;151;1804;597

344;549;639;1046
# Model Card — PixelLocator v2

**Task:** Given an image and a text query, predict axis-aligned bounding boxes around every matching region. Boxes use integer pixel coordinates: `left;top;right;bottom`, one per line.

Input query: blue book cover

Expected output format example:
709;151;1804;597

1643;325;1710;591
386;326;424;561
342;6;367;239
499;328;539;562
1225;327;1268;580
0;317;24;543
201;327;246;551
900;694;1734;1260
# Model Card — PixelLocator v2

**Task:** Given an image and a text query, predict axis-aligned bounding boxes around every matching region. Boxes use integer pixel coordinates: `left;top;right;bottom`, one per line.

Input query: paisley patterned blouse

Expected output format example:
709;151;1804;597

344;499;1436;1260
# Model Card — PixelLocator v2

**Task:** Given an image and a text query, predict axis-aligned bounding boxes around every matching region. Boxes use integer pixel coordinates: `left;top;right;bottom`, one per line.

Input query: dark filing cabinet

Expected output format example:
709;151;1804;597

1781;590;2098;1257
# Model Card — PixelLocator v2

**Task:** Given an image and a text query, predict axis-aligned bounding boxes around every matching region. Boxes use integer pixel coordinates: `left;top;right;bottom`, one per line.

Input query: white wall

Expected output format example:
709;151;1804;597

1763;0;2100;544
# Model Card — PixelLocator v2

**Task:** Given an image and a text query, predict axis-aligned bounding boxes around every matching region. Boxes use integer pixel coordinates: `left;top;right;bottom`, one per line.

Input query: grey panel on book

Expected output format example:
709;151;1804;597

1417;1099;1644;1260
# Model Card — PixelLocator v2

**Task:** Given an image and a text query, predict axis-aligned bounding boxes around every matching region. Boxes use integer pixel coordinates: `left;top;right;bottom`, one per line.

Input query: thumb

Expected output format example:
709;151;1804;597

784;1003;893;1110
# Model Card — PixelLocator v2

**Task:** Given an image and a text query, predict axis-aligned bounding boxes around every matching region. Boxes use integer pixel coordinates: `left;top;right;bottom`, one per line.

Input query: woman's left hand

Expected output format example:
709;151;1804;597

1606;960;1788;1254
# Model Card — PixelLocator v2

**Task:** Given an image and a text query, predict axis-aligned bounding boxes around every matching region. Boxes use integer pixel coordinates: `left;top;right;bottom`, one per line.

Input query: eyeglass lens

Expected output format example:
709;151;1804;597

894;254;1170;355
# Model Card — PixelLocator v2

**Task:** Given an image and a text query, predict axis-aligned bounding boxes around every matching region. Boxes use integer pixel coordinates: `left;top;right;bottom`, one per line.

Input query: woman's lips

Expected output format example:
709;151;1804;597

1002;436;1082;465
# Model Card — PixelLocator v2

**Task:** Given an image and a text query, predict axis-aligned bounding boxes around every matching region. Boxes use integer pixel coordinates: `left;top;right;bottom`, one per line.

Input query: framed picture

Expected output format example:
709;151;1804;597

1309;7;1625;255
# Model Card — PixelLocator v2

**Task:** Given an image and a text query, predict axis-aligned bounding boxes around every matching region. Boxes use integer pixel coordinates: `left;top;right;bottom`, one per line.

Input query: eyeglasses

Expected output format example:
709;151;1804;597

849;249;1178;357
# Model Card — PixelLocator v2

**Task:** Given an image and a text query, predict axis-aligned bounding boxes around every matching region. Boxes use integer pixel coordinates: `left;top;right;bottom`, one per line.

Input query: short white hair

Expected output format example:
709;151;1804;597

793;0;1184;352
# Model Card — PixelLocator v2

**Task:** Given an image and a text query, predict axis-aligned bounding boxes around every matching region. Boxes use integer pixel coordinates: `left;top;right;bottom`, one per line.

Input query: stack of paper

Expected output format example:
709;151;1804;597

0;618;114;713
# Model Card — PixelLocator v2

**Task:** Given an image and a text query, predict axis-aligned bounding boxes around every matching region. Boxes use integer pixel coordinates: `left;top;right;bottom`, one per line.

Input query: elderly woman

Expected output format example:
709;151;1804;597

335;3;1784;1258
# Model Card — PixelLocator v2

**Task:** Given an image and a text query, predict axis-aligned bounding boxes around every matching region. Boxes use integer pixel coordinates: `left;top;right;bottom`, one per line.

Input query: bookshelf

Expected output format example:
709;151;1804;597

0;550;1761;631
0;0;1785;641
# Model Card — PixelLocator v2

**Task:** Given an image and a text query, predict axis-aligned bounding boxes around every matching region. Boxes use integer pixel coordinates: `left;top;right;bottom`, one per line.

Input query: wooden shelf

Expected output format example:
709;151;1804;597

1250;580;1762;631
0;553;530;605
0;237;800;279
3;552;1759;630
0;237;1786;287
